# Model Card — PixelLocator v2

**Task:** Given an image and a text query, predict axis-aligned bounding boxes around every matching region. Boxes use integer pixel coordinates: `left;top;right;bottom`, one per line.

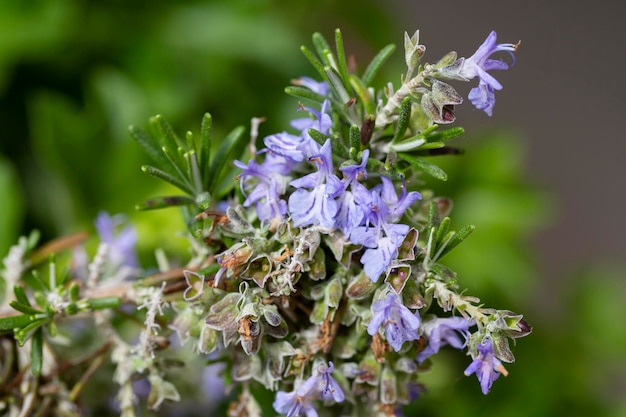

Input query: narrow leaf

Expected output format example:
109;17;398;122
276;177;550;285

392;97;412;143
284;86;327;105
415;142;445;151
129;125;171;170
426;126;465;142
324;66;351;103
349;125;361;151
334;29;350;88
362;44;396;86
15;318;47;346
301;45;329;83
312;32;332;66
87;296;122;310
435;217;451;248
437;225;475;260
348;75;375;115
13;285;31;306
141;165;194;195
308;128;329;147
135;195;196;211
0;314;33;333
427;201;440;230
30;328;43;376
207;126;247;197
152;114;185;151
9;301;42;315
398;153;448;181
200;113;212;186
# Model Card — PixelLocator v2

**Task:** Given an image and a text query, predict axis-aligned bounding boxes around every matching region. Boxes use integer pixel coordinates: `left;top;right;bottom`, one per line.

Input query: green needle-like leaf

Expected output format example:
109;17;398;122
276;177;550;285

9;301;42;315
308;128;329;147
200;113;212;186
334;29;350;88
427;201;441;230
362;43;396;86
30;328;43;376
86;296;122;310
152;115;185;153
392;97;412;143
0;314;33;333
13;285;31;306
135;195;196;211
284;86;327;105
437;225;475;260
141;165;194;195
348;75;375;116
300;45;329;84
349;125;361;151
207;126;246;198
129;125;171;171
426;126;465;142
312;32;333;66
435;217;451;248
398;153;448;181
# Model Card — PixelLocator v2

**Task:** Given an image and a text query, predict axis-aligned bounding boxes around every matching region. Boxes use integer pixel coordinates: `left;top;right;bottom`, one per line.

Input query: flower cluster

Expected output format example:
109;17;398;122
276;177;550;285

0;29;530;417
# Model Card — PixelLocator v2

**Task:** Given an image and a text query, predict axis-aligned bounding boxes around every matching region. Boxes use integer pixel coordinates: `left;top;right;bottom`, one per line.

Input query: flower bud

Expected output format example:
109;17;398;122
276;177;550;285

404;30;426;69
197;324;218;354
380;365;398;404
325;276;343;308
346;270;376;299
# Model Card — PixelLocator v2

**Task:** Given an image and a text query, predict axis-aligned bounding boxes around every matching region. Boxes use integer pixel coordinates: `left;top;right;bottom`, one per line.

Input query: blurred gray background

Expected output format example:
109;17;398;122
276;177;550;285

384;0;626;319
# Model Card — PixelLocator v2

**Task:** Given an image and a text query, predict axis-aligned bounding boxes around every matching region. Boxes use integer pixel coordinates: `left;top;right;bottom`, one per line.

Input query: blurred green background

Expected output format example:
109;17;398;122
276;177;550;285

1;0;625;416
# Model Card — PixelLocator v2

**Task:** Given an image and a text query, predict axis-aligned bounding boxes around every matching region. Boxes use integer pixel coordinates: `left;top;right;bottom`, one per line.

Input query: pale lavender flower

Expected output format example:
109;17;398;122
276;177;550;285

315;362;344;403
464;339;508;394
273;361;344;417
234;158;288;222
349;178;419;281
288;140;342;229
273;374;318;417
367;292;420;352
335;150;371;237
95;211;138;269
458;31;518;115
417;316;472;364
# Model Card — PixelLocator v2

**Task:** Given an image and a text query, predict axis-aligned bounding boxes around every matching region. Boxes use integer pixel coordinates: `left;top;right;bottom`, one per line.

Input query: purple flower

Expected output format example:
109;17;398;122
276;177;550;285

416;317;472;364
273;361;344;417
367;292;420;352
378;176;422;224
288;140;342;229
264;131;308;163
273;376;316;417
335;150;371;237
95;211;138;269
315;362;344;402
459;31;518;116
349;177;420;281
464;339;508;394
234;158;288;222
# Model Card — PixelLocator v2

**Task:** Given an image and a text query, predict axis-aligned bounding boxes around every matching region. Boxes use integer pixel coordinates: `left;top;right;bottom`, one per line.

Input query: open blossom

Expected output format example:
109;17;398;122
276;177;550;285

464;339;509;394
350;177;421;281
234;158;288;222
458;31;518;116
335;150;371;237
273;361;344;417
288;140;342;229
417;316;472;364
367;292;421;352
